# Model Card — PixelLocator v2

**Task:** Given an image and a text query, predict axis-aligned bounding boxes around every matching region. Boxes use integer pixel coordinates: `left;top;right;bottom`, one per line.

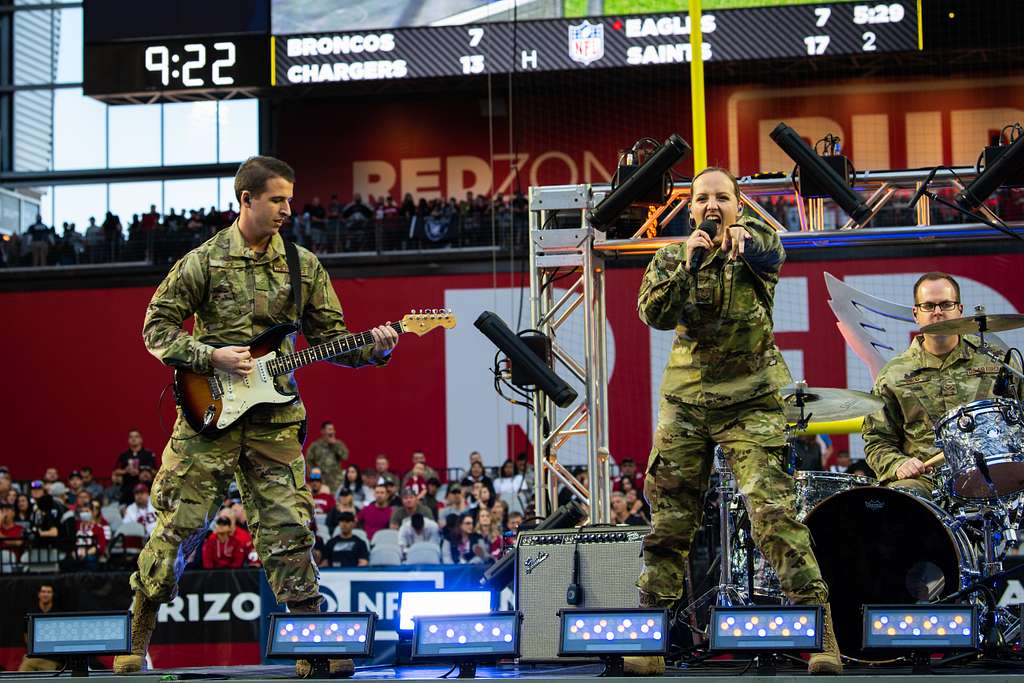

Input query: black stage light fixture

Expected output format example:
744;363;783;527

558;608;669;676
266;612;376;675
769;122;871;224
474;311;578;408
588;134;691;231
412;612;521;678
26;611;132;676
956;131;1024;210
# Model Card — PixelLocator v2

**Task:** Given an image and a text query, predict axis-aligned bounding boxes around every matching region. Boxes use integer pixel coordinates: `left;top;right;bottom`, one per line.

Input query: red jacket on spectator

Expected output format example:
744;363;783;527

0;521;25;559
202;531;253;569
75;521;108;556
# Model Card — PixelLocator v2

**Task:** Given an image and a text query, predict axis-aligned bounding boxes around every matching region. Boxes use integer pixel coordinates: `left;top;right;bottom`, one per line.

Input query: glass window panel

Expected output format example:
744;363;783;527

217;99;258;163
54;89;107;170
109;182;163;232
0;195;20;234
15;0;53;5
219;177;239;213
13;90;54;172
54;184;107;233
38;187;54;229
21;198;43;232
163;102;217;166
164;178;217;217
13;10;53;85
108;105;162;168
56;8;83;84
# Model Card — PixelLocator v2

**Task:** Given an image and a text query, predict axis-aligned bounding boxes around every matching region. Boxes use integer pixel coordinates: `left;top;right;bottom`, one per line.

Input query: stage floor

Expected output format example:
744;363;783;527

8;662;1024;681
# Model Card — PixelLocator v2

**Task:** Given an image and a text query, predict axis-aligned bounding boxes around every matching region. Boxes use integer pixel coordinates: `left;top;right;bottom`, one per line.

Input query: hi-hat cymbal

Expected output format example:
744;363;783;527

780;386;884;423
920;314;1024;336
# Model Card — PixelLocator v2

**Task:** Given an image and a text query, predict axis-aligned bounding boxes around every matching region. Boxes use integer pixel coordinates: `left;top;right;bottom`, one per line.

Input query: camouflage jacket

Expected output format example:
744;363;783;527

862;334;1003;483
637;216;791;407
143;222;383;425
306;437;349;490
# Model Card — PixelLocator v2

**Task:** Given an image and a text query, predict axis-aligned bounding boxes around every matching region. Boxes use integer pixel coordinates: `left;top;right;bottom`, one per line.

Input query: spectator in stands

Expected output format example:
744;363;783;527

117;429;157;502
342;465;373;508
440;484;469;524
791;434;825;471
624;488;649;523
613;458;644;493
30;493;65;547
325;490;358;536
27;215;52;267
441;514;488;564
202;512;253;569
611;492;646;525
0;502;25;559
80;467;104;499
515;452;534;482
308;468;336;514
104;470;126;507
375;455;399;488
123;483;157;535
493;460;524;514
43;467;60;485
72;490;92;514
461;460;493;493
475;508;501;559
357;484;394;541
67;470;84;499
84;216;106;262
384;478;401;507
471;484;495;521
138;466;155;491
324;512;369;568
398;511;440;552
14;494;33;531
404;450;439;484
846;459;876;478
18;584;59;672
390;488;434;530
508;511;523;534
403;462;428;497
70;503;107;567
421;477;442;520
829;450;853;473
89;499;113;534
306;420;349;493
490;499;509;532
48;482;70;511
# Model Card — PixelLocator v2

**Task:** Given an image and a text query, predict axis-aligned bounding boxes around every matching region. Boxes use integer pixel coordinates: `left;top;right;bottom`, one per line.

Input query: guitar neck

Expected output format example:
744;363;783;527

267;321;404;377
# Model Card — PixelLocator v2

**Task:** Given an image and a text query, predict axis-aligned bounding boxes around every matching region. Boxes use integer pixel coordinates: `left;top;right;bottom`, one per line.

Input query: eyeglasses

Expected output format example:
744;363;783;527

914;300;960;312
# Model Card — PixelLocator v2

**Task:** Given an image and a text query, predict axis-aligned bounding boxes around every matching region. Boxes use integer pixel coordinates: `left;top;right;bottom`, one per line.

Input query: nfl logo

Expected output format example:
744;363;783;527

568;20;604;65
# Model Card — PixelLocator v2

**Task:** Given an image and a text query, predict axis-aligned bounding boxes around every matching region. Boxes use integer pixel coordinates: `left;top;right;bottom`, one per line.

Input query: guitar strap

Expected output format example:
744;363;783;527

283;238;304;330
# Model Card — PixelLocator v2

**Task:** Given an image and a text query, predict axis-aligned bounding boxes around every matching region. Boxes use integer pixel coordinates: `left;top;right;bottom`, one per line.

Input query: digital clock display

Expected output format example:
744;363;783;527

84;34;269;100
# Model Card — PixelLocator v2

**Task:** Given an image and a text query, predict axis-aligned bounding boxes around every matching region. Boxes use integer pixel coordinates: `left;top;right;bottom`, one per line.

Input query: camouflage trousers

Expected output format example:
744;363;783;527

637;392;828;606
130;414;320;607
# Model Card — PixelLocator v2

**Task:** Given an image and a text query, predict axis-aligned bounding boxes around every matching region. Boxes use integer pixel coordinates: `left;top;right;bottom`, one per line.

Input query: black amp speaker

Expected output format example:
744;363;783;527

515;525;650;661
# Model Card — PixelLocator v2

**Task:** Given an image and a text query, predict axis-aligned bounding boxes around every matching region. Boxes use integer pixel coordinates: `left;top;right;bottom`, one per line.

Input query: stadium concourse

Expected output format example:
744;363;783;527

2;0;1024;679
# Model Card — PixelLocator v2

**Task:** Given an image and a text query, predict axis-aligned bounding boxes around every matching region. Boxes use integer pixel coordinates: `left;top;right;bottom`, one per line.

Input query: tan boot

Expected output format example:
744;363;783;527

622;590;666;676
113;593;159;674
808;603;843;675
288;599;354;679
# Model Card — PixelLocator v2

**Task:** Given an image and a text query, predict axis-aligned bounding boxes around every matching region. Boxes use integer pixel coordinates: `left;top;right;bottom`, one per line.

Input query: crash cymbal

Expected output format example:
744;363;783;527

781;386;884;423
920;313;1024;336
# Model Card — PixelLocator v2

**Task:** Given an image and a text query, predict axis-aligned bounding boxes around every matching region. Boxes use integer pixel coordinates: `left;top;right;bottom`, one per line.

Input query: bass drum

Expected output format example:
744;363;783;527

803;486;976;659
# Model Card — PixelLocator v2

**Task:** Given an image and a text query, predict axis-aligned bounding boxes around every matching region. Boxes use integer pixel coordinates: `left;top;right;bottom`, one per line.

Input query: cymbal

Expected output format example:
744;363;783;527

920;313;1024;336
781;386;884;423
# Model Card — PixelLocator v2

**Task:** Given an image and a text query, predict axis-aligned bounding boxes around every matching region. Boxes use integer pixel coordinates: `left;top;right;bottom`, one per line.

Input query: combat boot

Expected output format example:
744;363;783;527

289;600;355;678
808;603;842;675
623;591;666;676
113;592;159;674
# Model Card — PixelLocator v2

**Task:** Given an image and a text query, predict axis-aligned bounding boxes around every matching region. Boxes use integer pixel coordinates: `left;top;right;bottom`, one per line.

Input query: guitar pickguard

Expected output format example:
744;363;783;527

214;351;294;429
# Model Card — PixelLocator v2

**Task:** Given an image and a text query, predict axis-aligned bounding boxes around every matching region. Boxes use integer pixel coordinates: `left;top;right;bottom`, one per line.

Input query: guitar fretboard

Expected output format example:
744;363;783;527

266;321;404;377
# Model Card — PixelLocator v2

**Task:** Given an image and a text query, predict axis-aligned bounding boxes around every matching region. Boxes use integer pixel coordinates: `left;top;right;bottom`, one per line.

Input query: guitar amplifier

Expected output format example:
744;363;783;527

515;525;650;661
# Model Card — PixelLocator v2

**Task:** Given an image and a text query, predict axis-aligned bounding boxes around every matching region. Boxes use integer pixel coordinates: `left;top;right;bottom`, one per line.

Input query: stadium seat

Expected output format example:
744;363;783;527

102;503;124;532
26;547;63;573
108;521;147;567
371;528;400;547
368;545;402;566
351;528;369;546
404;542;441;565
0;549;22;573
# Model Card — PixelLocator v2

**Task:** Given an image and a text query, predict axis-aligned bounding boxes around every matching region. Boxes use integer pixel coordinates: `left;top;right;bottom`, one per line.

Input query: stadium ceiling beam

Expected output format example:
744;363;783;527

0;163;241;188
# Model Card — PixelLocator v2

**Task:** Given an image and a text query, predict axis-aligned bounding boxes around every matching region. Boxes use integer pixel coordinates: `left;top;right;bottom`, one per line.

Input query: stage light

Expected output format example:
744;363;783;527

474;311;578;408
27;611;131;676
769;122;872;224
398;590;493;633
587;134;691;231
558;608;669;657
412;612;521;677
709;606;822;653
265;612;376;662
862;605;977;652
956;132;1024;210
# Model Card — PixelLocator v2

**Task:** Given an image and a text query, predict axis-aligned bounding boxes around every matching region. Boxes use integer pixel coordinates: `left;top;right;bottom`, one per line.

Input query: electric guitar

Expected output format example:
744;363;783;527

174;310;456;436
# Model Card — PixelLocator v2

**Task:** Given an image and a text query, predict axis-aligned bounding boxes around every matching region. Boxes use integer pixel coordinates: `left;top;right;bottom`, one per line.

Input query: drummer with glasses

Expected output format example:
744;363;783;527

862;272;1005;499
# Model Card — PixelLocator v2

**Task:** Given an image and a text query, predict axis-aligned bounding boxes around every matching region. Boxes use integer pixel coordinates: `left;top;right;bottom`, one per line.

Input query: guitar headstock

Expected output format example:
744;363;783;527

401;309;457;336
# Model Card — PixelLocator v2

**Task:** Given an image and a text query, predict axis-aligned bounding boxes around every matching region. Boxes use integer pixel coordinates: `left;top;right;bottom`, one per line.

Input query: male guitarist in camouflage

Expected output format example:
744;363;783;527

115;156;398;676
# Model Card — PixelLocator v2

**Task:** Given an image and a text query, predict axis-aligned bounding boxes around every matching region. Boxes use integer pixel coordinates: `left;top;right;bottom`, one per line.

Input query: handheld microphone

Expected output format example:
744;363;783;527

688;218;719;275
908;166;940;209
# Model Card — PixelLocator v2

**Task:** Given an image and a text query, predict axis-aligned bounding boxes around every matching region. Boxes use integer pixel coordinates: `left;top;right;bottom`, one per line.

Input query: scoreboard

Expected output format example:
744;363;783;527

83;1;920;101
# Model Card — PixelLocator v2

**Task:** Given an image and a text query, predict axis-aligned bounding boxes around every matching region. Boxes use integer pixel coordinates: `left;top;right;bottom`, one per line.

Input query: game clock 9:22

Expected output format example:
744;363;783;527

84;34;269;97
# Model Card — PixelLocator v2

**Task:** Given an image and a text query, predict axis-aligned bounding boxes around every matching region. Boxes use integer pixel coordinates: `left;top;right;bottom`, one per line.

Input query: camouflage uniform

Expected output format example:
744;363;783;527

636;217;828;606
305;437;349;493
862;334;1003;497
136;222;385;607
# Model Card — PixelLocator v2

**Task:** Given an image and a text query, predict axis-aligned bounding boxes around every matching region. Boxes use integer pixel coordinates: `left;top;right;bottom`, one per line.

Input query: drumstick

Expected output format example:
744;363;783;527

922;452;945;469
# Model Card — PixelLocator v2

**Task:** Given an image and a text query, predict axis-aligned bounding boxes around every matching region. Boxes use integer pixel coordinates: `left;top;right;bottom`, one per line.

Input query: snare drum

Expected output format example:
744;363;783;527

935;398;1024;500
793;470;875;521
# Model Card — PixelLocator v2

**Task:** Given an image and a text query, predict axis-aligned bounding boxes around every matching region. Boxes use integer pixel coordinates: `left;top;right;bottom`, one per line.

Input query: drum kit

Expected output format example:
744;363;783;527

682;312;1024;661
